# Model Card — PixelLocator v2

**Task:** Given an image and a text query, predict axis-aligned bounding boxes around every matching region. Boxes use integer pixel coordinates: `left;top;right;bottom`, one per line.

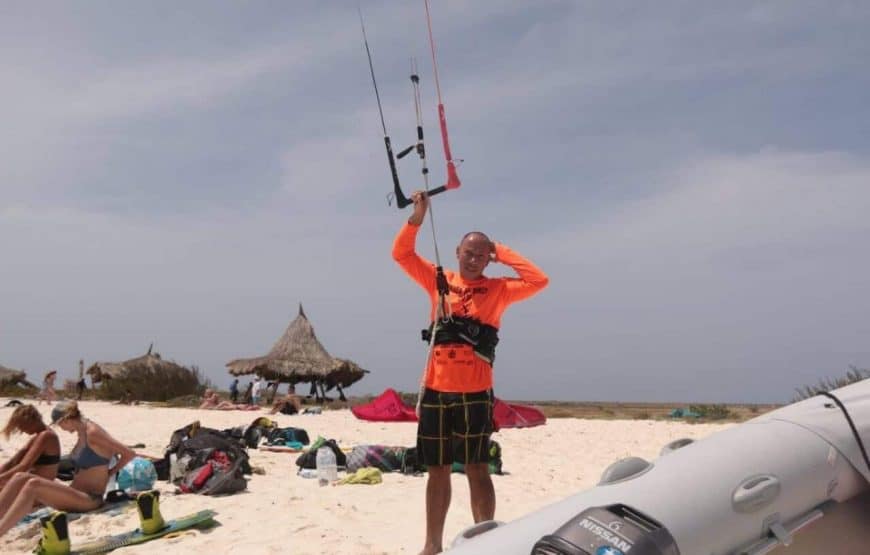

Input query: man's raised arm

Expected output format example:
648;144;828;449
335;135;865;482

392;191;436;293
495;242;549;304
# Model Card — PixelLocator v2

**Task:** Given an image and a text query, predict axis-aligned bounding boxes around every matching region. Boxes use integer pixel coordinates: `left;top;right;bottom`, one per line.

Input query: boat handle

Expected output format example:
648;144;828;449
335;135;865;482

732;474;781;513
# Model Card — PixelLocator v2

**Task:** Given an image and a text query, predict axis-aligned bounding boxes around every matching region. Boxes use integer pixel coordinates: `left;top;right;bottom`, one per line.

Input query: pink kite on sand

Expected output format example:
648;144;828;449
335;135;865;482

351;388;418;422
352;388;546;430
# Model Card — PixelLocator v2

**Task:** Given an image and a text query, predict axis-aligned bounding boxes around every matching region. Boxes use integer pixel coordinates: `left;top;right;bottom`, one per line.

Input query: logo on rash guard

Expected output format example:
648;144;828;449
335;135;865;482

449;285;489;315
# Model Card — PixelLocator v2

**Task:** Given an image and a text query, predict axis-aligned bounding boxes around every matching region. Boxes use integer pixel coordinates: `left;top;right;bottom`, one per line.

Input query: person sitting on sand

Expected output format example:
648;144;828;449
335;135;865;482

269;385;302;415
198;389;258;411
0;405;61;488
0;401;137;538
37;370;58;405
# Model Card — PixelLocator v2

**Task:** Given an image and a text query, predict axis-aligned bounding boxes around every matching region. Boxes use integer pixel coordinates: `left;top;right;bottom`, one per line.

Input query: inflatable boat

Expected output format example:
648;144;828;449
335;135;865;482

447;380;870;554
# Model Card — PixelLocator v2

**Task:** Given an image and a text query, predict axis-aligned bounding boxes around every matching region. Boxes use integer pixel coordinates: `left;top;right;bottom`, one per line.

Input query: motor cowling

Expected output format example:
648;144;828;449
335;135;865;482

531;504;679;555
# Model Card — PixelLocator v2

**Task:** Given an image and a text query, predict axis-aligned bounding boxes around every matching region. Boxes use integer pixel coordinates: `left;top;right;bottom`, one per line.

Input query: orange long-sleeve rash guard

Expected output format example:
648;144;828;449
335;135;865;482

392;222;549;393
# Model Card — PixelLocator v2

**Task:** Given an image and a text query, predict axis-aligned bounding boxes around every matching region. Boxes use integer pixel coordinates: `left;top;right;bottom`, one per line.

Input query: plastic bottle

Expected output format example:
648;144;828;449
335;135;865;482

316;447;337;486
169;454;180;482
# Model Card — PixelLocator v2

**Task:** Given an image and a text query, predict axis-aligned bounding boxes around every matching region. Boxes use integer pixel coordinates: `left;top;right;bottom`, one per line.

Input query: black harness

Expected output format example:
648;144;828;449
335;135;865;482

421;316;500;364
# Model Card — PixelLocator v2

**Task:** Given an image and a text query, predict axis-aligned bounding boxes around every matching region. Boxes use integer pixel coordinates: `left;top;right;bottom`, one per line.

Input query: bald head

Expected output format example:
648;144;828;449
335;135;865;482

456;231;494;280
460;231;492;246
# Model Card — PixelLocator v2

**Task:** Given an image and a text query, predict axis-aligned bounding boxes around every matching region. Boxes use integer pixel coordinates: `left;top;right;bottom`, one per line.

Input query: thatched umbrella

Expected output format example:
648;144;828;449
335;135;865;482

86;344;186;384
85;345;201;401
226;304;368;401
0;364;37;390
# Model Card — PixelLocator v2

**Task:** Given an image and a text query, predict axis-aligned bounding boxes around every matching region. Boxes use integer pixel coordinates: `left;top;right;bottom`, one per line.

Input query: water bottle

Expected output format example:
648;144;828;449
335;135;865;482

316;447;337;486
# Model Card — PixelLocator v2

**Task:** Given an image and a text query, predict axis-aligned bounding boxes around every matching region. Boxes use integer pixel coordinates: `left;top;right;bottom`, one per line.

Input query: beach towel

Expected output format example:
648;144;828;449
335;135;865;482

260;443;305;453
346;445;406;473
338;468;383;485
16;492;133;529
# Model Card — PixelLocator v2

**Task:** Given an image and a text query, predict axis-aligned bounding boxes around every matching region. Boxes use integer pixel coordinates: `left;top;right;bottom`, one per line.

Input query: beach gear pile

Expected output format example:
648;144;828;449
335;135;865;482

164;421;250;495
234;416;311;451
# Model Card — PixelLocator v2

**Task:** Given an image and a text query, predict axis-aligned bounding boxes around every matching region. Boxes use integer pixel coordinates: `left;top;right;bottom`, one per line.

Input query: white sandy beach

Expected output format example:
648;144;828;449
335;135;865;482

0;400;731;554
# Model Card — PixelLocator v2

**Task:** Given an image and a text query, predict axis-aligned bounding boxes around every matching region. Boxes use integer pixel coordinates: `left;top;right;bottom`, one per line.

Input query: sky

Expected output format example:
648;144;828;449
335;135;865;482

1;1;868;403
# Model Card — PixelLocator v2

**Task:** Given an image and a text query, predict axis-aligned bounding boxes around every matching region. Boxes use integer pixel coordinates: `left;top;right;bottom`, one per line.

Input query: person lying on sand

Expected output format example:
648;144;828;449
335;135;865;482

199;390;259;411
0;401;136;538
269;386;302;415
0;405;61;488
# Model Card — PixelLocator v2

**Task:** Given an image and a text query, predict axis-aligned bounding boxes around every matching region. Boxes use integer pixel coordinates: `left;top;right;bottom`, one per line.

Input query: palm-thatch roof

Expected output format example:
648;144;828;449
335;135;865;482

86;344;188;384
0;364;37;389
226;304;368;389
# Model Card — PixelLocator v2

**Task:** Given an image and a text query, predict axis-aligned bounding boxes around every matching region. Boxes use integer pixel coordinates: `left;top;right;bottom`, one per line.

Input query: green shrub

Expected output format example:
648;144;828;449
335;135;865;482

0;383;37;398
688;404;733;420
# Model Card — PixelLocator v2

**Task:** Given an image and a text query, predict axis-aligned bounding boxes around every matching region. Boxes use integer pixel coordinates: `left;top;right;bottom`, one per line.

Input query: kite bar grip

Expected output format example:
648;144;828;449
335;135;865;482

396;145;415;159
395;186;448;210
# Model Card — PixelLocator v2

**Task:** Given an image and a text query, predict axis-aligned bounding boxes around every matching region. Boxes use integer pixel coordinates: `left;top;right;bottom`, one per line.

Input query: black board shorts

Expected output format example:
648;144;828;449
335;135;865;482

416;388;494;466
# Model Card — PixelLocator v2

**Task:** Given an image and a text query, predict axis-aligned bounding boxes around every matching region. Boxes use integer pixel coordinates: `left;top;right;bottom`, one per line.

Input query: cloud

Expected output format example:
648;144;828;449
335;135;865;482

503;148;870;401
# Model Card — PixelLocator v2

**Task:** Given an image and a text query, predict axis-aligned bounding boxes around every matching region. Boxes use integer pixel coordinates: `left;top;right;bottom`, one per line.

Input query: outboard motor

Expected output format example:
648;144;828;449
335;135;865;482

531;504;679;555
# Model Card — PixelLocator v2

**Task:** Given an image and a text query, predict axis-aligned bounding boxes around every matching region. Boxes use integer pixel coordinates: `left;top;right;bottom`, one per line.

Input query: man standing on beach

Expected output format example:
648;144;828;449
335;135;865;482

392;191;549;554
76;359;87;401
251;377;263;406
229;378;240;403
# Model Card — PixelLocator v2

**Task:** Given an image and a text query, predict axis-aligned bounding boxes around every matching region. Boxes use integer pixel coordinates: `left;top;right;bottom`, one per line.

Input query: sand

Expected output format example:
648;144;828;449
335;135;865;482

0;399;731;554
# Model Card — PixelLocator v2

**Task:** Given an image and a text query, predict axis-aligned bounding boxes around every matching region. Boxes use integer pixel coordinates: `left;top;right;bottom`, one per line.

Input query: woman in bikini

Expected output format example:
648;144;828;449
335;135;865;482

0;401;136;537
38;370;58;405
198;389;258;411
0;404;61;488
